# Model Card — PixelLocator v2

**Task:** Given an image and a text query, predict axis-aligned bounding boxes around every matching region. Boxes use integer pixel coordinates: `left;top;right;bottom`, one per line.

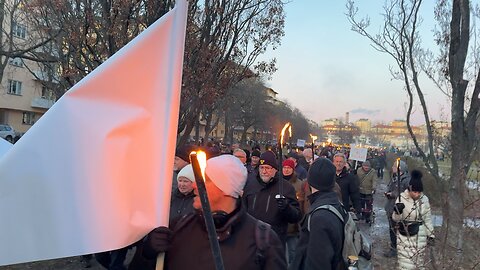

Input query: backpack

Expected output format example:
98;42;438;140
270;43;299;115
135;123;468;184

308;205;372;270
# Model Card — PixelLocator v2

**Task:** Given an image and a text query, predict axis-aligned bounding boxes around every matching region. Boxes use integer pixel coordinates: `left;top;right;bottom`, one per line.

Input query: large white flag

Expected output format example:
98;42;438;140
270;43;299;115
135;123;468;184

0;138;12;159
0;0;187;266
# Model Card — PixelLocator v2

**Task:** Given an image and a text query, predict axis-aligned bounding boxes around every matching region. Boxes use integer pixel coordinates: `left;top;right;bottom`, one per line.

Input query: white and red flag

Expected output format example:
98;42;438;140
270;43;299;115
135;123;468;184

0;0;187;266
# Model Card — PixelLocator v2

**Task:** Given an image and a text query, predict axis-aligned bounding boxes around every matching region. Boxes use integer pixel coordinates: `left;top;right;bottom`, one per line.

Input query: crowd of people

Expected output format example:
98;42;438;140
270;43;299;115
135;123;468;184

82;142;435;270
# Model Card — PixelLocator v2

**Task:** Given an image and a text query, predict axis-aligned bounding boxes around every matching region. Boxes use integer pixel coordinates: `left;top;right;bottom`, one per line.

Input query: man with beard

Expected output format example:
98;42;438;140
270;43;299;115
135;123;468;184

243;150;302;245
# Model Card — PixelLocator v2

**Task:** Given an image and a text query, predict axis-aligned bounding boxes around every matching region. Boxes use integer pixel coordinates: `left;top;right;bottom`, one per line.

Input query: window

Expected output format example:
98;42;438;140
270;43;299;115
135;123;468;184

8;57;23;67
22;112;35;125
12;22;27;38
7;80;22;95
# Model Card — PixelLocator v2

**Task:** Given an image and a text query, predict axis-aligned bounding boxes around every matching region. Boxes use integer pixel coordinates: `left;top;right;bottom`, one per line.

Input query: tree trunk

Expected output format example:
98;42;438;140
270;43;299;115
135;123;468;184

223;110;230;143
440;144;466;268
240;127;248;146
177;116;196;146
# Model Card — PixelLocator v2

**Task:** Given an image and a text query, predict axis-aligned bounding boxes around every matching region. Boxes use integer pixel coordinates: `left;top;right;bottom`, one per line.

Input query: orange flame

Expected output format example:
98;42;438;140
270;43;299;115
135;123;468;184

288;125;292;138
191;151;207;180
280;122;291;145
309;134;317;142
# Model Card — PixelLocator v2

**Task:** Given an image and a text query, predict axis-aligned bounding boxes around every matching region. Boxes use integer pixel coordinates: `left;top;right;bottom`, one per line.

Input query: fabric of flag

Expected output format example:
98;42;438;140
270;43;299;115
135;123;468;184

0;138;12;159
0;0;187;266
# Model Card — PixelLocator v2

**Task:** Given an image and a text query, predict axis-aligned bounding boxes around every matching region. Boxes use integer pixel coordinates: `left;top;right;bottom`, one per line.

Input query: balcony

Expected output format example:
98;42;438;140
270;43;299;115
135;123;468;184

31;97;55;109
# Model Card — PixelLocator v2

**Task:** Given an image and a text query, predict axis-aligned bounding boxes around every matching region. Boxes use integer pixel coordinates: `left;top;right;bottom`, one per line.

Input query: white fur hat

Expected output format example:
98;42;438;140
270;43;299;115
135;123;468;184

205;155;248;198
177;164;195;182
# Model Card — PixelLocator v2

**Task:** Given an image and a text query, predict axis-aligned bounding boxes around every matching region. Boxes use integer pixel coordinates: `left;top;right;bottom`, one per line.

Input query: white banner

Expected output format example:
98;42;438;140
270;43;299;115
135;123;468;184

349;145;368;162
296;139;306;147
0;0;187;265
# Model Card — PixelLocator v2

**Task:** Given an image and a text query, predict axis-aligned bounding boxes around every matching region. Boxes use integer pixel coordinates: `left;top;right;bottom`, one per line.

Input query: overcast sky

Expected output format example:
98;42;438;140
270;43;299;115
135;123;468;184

261;0;453;126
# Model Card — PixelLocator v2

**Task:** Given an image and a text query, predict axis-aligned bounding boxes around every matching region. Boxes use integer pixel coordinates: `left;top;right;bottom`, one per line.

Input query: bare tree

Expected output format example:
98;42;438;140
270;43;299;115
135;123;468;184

177;0;285;146
347;0;480;267
0;0;59;83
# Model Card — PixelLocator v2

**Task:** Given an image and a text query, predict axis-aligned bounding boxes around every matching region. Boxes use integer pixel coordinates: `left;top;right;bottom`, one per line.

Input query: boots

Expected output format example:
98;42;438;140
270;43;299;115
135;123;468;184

383;248;397;258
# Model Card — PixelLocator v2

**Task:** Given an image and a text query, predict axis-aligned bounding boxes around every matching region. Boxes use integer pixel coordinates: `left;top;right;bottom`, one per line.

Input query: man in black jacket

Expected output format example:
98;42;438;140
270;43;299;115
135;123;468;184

333;153;361;214
290;158;345;270
138;155;286;270
243;150;302;245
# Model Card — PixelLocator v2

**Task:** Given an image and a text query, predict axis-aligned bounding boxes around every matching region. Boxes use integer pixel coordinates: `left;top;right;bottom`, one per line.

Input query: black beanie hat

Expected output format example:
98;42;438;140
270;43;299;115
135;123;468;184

307;157;336;192
251;149;261;158
175;145;192;163
409;169;424;192
259;151;278;170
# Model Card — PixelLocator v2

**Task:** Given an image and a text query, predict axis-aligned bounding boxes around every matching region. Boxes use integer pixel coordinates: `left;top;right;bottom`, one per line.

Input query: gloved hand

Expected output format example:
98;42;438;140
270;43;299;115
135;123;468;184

143;226;173;259
276;197;288;211
427;236;435;246
394;203;405;214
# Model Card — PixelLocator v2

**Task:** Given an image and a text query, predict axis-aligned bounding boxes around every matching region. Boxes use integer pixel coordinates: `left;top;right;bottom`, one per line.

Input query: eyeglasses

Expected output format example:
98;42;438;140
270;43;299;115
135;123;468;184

259;166;274;171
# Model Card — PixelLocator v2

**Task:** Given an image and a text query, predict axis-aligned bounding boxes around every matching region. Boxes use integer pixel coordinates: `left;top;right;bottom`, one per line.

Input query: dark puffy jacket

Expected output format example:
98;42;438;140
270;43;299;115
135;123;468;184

289;191;345;270
243;172;303;244
139;204;287;270
335;167;361;213
169;188;195;223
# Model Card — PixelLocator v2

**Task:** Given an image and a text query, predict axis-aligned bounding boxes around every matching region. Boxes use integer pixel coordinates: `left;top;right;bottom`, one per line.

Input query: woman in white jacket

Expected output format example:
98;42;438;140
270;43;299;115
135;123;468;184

392;170;435;270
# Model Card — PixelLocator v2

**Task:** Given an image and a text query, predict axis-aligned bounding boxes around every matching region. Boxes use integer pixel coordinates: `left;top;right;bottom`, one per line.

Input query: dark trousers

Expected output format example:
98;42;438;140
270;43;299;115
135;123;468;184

95;247;129;270
377;168;384;179
387;215;397;250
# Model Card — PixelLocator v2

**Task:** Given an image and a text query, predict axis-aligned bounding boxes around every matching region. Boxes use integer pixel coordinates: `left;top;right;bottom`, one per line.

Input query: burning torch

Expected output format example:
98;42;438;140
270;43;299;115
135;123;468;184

276;122;291;199
309;134;317;164
189;151;225;270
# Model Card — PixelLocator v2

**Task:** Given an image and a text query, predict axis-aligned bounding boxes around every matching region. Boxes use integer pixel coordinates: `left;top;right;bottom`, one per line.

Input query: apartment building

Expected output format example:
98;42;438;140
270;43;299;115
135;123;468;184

0;1;55;134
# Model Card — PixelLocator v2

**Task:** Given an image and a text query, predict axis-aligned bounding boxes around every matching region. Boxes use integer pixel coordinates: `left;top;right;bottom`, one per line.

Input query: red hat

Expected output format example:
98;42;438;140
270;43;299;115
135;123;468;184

282;159;295;169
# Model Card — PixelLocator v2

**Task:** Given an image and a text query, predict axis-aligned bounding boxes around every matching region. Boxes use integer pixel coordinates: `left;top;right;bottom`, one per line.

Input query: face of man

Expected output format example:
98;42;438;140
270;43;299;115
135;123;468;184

333;156;345;173
177;177;194;195
303;150;312;161
192;176;226;212
251;156;260;165
173;156;189;171
259;165;277;183
282;166;294;176
362;163;370;172
233;152;247;165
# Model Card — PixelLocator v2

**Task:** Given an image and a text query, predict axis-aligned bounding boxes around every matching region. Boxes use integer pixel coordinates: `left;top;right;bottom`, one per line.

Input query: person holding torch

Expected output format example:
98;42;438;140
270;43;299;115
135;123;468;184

383;159;411;258
138;155;286;269
243;150;302;246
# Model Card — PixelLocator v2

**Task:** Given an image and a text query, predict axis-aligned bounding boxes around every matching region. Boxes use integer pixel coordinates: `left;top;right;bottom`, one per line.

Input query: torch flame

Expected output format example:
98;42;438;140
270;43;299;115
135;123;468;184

288;125;292;138
280;122;291;145
197;151;207;180
309;134;317;142
190;151;207;180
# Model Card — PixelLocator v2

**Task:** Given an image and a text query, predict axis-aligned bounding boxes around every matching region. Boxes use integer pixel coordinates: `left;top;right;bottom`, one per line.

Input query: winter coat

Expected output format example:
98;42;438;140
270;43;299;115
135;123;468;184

169;188;195;223
136;203;287;270
385;173;411;215
335;167;361;213
284;173;304;236
289;191;345;270
392;190;434;270
243;172;303;244
356;168;376;195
